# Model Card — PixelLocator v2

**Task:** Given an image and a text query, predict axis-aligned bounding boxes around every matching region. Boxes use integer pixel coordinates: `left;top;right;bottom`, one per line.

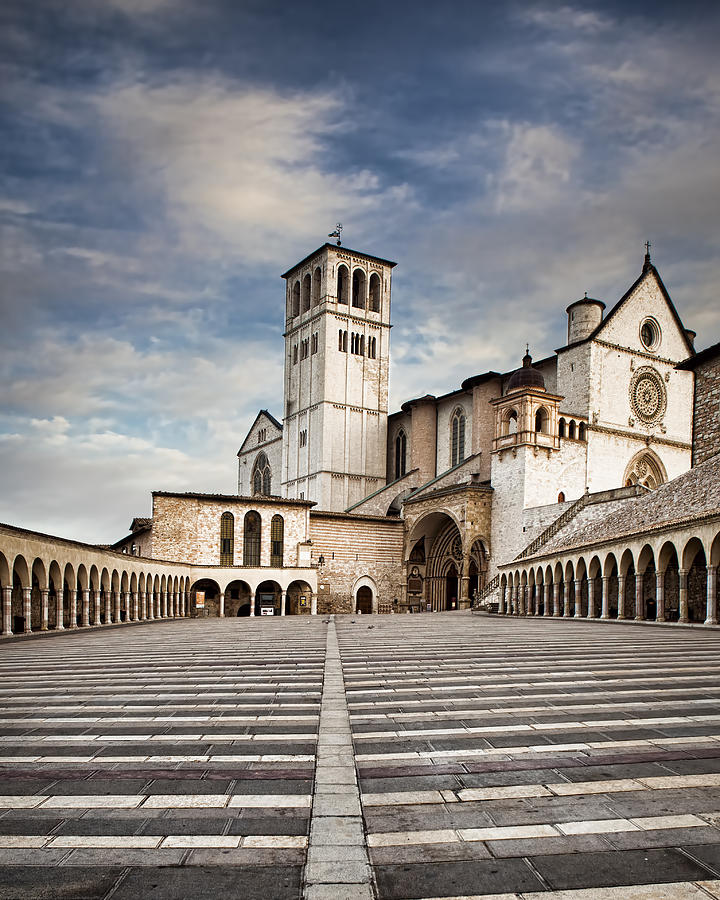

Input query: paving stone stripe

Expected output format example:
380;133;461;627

304;616;373;900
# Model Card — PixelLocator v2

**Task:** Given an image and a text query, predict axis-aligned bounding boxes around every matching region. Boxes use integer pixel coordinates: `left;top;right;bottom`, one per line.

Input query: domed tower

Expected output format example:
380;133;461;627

491;350;561;452
566;293;605;345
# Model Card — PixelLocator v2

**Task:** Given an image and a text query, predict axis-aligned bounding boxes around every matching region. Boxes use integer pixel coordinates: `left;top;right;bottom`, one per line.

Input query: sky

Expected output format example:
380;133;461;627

2;0;720;544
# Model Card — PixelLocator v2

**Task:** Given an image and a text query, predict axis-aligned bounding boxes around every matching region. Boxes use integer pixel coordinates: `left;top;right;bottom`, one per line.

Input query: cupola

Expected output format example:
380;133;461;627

507;350;545;393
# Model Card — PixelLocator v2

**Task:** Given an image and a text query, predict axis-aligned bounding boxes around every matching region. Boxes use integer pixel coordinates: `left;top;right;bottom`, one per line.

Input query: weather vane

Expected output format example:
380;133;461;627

328;223;343;246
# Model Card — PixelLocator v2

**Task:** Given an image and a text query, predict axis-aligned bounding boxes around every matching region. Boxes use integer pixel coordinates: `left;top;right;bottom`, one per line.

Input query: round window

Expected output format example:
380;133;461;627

640;318;661;351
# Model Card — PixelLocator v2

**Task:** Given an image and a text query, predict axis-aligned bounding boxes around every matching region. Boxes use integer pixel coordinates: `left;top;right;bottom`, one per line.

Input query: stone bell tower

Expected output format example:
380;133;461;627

280;241;396;511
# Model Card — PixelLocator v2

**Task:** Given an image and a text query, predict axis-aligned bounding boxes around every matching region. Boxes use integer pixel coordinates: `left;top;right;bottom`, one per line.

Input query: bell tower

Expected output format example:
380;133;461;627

280;241;396;511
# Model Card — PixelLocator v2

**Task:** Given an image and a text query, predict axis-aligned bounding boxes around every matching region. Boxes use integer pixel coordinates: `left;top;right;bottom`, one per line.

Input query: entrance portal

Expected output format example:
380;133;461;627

446;566;458;611
356;586;373;614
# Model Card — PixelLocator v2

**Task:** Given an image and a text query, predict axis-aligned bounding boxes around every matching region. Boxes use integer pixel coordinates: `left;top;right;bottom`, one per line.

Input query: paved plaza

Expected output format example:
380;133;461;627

2;616;720;899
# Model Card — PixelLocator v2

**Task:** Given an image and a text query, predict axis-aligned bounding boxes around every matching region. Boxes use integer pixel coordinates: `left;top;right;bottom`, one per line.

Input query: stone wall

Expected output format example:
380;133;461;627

691;351;720;466
151;493;311;567
309;512;404;614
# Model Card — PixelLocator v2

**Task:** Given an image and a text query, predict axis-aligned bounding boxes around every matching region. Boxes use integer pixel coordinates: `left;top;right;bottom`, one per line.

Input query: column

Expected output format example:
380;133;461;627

41;590;49;631
535;585;542;616
184;591;189;616
281;590;287;616
459;556;470;609
69;589;78;629
678;568;689;623
563;583;570;618
105;590;113;625
601;575;610;619
574;579;582;618
655;571;665;622
139;591;146;620
218;591;225;618
170;591;176;617
617;575;626;619
114;590;121;623
635;573;645;620
129;591;137;621
250;592;256;616
552;582;560;617
161;591;168;618
94;590;101;625
544;582;551;617
81;590;90;627
705;565;717;626
55;591;64;630
23;588;32;633
311;592;317;615
587;579;596;619
2;586;13;635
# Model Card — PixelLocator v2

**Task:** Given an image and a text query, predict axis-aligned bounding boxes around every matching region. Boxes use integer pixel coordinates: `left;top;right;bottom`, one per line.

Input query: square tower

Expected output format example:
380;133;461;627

281;243;396;511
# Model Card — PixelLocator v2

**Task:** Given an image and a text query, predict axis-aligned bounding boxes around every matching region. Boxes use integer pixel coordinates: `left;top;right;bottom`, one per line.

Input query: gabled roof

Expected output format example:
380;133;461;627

237;409;283;456
556;262;695;357
129;517;151;533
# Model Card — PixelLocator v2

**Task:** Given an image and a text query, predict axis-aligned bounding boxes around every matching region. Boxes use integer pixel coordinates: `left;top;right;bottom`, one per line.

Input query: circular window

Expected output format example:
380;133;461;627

639;317;661;351
629;366;667;425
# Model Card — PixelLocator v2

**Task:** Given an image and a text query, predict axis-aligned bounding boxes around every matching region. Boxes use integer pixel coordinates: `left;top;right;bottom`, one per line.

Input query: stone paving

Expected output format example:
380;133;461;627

2;615;720;898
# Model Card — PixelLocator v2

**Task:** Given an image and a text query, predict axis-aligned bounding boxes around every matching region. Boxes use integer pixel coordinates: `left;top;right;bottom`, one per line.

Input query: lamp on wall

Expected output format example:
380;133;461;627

317;555;325;567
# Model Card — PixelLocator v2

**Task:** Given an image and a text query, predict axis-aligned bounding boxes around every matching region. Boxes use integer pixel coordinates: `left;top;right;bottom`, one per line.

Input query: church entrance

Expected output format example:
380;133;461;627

445;565;459;611
356;586;373;614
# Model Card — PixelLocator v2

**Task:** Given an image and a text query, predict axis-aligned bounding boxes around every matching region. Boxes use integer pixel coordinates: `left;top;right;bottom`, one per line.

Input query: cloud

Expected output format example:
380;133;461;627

91;78;411;265
520;6;612;33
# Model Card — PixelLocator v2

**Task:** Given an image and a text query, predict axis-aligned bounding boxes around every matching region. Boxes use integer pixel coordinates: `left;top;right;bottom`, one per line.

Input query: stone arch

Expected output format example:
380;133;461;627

450;406;467;466
244;510;262;565
312;266;322;306
503;408;518;436
409;511;463;612
225;579;252;617
286;579;313;616
623;449;667;490
292;280;300;317
191;577;221;617
535;406;549;433
369;272;381;312
682;536;707;624
255;579;282;616
47;560;62;630
352;575;377;615
336;265;349;303
352;268;366;309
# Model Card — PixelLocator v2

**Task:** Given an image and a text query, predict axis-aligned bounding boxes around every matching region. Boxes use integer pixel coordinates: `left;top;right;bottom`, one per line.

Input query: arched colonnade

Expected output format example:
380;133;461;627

499;523;720;627
0;541;191;637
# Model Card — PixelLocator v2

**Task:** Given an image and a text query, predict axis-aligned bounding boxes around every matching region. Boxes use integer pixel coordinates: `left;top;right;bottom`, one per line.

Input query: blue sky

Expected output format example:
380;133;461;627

2;0;719;542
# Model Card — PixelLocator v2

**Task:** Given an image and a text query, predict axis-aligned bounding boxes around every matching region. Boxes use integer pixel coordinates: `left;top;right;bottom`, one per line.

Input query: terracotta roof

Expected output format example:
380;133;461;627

676;340;720;370
522;453;720;560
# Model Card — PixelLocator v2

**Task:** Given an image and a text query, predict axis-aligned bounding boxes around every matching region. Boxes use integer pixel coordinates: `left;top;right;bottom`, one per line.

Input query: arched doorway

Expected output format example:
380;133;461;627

225;580;252;617
445;563;459;611
255;580;281;616
190;579;221;617
356;586;373;614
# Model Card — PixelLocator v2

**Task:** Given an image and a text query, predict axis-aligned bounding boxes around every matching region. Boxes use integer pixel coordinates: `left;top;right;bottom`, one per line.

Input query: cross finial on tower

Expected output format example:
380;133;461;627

643;239;652;273
328;223;343;246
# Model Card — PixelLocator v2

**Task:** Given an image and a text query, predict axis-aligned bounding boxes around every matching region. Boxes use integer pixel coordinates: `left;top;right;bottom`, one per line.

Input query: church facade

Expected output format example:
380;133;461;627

232;242;696;614
4;241;716;636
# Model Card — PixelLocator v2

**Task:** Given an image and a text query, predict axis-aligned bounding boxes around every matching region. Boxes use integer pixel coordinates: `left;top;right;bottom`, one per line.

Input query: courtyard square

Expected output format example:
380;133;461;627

1;615;720;899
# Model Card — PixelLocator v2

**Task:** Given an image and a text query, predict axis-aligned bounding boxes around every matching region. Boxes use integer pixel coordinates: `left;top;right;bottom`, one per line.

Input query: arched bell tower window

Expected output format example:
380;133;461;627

292;282;300;317
252;452;271;496
337;265;348;304
535;407;548;433
503;409;518;436
302;273;311;312
312;266;321;306
270;515;284;567
369;273;381;312
568;421;576;440
243;511;261;566
578;422;587;441
395;430;407;479
352;269;366;309
451;409;466;466
559;417;566;438
220;512;234;565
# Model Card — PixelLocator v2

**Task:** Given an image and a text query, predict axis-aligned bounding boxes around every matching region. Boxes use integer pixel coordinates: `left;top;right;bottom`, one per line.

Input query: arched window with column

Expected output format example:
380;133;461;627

252;452;272;496
243;512;261;566
336;265;348;303
352;269;366;308
451;408;466;466
270;515;284;567
369;272;381;311
220;512;234;565
312;266;321;305
535;407;548;433
292;281;300;317
395;430;407;479
302;273;311;312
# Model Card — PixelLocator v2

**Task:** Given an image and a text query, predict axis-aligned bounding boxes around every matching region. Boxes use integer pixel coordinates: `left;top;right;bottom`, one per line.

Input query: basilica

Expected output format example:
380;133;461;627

1;241;719;634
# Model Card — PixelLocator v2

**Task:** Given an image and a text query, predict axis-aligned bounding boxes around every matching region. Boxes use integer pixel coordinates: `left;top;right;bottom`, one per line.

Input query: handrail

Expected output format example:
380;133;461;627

514;492;592;561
